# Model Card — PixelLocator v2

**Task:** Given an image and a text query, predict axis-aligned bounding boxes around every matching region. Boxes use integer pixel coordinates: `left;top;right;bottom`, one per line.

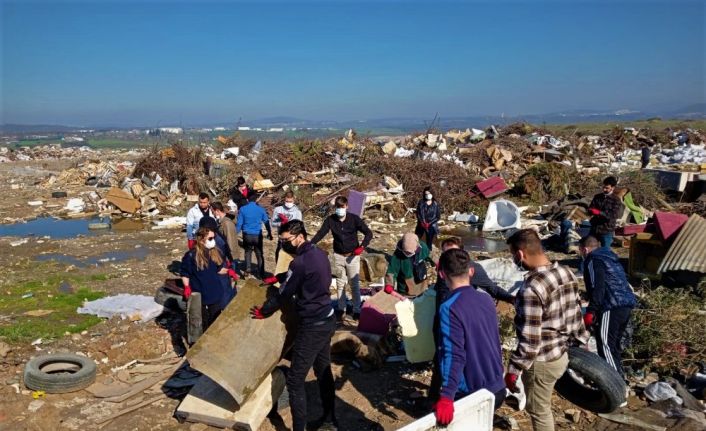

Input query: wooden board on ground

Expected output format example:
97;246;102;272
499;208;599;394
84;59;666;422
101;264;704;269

175;368;285;430
186;280;289;405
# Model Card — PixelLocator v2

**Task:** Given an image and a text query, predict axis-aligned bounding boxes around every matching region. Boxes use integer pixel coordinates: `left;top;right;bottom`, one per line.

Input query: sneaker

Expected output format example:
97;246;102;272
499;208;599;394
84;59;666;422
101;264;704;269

352;312;360;321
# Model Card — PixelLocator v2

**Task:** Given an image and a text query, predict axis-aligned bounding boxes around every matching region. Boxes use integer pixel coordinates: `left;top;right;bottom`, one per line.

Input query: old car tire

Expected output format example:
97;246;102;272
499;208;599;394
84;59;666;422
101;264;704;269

555;346;625;413
24;353;96;393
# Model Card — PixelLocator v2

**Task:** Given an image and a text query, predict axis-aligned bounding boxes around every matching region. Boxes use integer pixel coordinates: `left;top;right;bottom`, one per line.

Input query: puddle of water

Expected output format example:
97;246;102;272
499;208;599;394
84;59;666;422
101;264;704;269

445;226;508;253
35;247;150;268
0;216;148;239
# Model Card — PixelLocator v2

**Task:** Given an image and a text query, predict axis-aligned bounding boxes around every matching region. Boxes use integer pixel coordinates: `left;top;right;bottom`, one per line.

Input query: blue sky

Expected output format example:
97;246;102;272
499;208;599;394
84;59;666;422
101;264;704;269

1;0;704;126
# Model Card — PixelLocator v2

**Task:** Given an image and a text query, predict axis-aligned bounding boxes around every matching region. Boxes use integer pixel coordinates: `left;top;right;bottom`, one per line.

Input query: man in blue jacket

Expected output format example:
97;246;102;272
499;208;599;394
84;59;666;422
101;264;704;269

250;220;337;431
236;193;273;279
580;235;636;380
434;248;506;426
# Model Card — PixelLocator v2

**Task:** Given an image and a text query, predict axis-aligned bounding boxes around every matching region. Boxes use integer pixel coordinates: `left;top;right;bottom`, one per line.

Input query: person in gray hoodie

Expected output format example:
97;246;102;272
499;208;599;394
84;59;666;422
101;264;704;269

271;191;303;262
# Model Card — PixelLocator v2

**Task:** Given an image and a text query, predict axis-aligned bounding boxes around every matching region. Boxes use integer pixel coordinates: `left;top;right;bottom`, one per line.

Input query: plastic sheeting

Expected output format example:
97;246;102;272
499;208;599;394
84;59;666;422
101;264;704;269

483;199;521;232
77;294;164;322
475;257;527;296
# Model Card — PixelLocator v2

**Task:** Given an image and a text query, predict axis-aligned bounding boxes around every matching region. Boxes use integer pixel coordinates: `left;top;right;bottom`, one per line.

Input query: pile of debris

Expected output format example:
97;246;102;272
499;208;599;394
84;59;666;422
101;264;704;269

0;144;145;163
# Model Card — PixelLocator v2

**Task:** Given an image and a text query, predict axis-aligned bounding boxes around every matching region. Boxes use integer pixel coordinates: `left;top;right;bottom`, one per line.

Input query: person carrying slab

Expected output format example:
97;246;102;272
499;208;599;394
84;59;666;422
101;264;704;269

433;248;506;426
250;220;338;431
311;195;373;321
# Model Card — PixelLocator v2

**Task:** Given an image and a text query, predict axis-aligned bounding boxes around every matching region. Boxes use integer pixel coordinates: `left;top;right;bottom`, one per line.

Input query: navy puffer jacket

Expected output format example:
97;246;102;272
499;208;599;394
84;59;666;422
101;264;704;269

583;247;637;312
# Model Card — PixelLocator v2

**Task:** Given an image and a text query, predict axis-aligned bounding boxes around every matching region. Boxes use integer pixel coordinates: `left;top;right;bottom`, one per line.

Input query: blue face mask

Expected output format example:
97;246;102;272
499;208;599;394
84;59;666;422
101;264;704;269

335;208;347;218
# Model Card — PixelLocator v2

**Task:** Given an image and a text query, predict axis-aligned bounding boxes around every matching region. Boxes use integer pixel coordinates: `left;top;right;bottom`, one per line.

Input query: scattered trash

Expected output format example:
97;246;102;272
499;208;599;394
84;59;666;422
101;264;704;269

77;294;164;322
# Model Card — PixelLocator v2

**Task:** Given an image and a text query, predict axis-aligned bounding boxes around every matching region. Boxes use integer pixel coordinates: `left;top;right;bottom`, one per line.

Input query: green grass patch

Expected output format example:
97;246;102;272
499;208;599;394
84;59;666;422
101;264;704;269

0;272;111;343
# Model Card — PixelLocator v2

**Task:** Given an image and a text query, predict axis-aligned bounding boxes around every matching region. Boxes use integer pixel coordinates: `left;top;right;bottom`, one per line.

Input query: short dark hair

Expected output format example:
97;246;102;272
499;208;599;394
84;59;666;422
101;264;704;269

198;192;210;200
248;193;258;202
506;229;543;255
423;186;433;194
284;191;295;199
279;219;307;239
439;248;471;278
603;176;617;187
579;235;600;248
211;202;225;212
199;216;218;231
334;196;348;207
441;236;464;250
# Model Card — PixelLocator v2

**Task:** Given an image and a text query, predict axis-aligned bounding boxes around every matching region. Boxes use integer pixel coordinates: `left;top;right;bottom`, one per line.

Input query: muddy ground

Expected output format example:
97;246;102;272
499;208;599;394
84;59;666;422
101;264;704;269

0;158;686;431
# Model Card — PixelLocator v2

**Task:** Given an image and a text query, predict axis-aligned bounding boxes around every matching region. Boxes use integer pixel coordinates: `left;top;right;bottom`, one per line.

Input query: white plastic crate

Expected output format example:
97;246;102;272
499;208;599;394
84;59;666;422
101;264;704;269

396;389;495;431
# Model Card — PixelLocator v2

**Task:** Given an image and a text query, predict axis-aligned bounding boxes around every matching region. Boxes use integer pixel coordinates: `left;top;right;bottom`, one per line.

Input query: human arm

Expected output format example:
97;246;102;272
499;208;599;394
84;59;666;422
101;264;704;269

472;263;514;303
185;208;197;240
293;208;303;221
356;216;373;248
271;207;283;229
438;304;466;400
310;216;331;245
259;263;305;316
508;283;544;375
262;208;272;239
236;210;244;233
429;202;441;225
222;222;238;262
416;201;425;224
179;252;194;297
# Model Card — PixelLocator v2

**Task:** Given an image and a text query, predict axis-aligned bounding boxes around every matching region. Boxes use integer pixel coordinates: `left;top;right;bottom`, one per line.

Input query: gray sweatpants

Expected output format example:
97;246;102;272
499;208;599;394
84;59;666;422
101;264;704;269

333;253;361;314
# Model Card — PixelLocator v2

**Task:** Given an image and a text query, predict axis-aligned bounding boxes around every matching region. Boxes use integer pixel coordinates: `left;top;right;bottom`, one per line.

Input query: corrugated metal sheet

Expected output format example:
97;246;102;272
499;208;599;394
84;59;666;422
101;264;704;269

658;214;706;274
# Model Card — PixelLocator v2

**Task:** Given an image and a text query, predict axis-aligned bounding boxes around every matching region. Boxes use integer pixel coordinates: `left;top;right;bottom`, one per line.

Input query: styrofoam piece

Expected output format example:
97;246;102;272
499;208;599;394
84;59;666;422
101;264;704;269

475;258;526;296
396;389;495;431
77;294;164;322
483;199;521;232
395;288;436;363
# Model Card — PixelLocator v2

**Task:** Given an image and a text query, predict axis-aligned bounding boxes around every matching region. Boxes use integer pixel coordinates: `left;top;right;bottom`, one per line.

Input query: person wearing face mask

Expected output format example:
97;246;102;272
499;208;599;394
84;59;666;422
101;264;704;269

211;202;239;265
415;187;442;252
504;229;589;431
186;192;214;250
271;191;303;262
229;176;254;210
587;176;623;249
250;220;338;431
180;227;231;332
384;232;430;296
432;248;507;426
311;196;373;321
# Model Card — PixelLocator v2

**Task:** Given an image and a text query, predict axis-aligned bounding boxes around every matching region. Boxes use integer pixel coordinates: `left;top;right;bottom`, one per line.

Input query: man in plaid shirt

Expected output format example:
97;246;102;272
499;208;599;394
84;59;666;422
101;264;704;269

504;229;589;431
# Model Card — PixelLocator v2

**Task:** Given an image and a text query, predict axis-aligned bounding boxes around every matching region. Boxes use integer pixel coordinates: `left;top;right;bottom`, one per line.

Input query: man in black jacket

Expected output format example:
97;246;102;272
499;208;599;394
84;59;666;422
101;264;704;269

250;220;337;431
588;176;624;249
580;236;636;382
311;196;373;321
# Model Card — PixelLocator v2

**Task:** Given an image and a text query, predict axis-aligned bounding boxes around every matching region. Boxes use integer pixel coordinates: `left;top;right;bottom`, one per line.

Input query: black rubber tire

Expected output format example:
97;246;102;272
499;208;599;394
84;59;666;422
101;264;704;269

24;353;97;393
51;191;68;199
555;346;626;413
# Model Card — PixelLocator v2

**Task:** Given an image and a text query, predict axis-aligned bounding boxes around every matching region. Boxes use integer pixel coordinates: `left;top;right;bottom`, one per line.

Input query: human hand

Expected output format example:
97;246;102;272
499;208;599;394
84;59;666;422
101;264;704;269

505;373;519;393
249;306;265;320
279;214;289;223
218;267;229;275
228;268;239;280
434;397;454;426
588;208;601;216
353;246;364;256
263;276;279;285
187;239;196;250
384;284;394;294
583;312;595;327
183;285;192;299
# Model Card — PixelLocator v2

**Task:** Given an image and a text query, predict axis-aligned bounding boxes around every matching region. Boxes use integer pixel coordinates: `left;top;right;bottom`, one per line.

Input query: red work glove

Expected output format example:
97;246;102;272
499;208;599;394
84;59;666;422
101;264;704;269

187;239;196;250
263;276;279;285
583;312;595;327
227;268;239;280
434;397;454;426
588;208;601;216
505;373;519;393
421;222;430;230
353;246;364;256
250;306;265;320
279;213;289;223
183;285;192;299
384;284;394;294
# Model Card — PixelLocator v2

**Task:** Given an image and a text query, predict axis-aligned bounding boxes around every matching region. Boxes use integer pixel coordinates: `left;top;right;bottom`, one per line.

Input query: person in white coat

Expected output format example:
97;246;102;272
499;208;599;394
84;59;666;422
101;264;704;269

186;192;214;249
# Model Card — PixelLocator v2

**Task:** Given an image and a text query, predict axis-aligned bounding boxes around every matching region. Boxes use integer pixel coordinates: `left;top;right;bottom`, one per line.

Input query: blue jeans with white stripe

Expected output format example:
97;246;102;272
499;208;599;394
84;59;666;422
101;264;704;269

596;307;632;379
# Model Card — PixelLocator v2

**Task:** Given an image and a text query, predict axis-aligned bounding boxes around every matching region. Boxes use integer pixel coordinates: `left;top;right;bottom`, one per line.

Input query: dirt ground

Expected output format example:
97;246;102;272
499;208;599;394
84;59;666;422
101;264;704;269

0;158;684;431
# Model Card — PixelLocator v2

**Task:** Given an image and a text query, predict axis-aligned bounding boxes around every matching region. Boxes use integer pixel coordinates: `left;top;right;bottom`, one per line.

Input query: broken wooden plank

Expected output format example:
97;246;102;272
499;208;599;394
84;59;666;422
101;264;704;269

175;368;286;430
185;280;292;405
97;394;166;425
102;359;184;402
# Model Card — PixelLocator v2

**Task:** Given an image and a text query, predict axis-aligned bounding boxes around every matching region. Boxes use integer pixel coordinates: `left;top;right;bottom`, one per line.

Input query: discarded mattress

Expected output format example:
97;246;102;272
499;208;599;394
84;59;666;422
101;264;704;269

395;288;436;363
483;199;521;232
77;294;164;322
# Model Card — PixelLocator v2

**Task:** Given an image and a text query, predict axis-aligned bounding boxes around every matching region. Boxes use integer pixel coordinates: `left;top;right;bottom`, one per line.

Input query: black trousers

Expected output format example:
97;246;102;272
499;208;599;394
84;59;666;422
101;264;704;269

415;224;437;252
288;316;336;431
243;233;264;277
596;307;632;379
201;302;223;332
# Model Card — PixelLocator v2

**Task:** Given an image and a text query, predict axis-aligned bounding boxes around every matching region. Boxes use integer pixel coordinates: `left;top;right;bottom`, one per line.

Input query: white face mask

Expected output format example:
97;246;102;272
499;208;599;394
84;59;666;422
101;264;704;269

205;239;216;249
335;208;347;218
425;193;432;201
284;202;294;209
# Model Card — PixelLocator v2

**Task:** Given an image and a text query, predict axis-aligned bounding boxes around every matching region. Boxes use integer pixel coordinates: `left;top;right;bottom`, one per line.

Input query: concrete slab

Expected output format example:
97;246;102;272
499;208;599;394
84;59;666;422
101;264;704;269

186;280;292;405
176;368;286;430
